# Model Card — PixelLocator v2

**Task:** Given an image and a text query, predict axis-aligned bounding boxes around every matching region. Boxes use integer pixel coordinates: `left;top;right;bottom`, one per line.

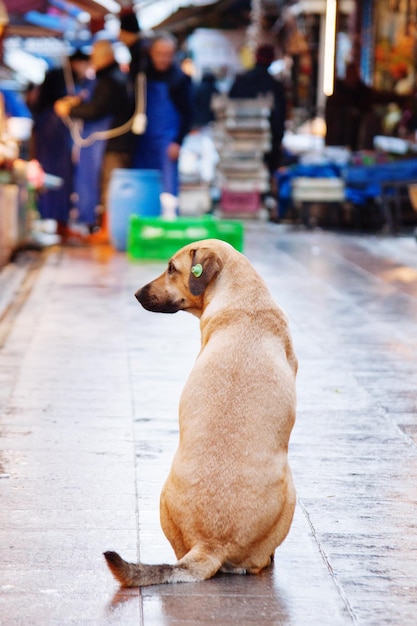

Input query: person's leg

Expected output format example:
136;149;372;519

160;142;179;196
134;136;178;196
100;151;132;213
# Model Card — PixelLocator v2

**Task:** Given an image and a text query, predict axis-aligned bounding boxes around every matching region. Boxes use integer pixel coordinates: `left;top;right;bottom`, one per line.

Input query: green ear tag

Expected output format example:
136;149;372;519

191;263;203;278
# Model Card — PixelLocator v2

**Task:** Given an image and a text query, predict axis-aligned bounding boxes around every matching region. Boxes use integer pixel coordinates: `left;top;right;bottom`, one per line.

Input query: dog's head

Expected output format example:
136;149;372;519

135;239;228;316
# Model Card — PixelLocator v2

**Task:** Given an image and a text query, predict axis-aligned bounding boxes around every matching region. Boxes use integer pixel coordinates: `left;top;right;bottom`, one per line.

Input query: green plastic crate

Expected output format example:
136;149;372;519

127;215;244;260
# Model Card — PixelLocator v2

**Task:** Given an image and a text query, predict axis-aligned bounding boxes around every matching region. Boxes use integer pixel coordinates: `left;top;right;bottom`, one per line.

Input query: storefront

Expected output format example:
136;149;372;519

357;0;417;94
372;0;416;93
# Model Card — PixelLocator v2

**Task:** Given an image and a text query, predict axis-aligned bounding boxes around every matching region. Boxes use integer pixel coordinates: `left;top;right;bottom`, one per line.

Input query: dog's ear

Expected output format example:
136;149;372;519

189;248;223;296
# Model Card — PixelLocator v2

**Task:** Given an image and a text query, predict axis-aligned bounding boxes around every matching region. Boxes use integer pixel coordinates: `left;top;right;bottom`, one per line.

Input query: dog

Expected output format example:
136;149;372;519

104;239;297;587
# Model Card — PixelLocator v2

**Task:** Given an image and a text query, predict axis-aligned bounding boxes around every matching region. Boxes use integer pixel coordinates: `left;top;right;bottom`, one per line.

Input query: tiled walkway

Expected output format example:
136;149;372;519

1;224;417;624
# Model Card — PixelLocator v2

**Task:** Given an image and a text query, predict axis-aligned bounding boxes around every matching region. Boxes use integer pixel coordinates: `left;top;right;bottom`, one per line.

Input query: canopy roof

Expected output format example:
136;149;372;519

3;0;251;37
4;0;109;18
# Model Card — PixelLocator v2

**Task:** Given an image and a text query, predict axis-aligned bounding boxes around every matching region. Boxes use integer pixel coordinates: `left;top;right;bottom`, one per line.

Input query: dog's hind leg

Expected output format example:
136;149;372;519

220;554;274;576
104;546;222;588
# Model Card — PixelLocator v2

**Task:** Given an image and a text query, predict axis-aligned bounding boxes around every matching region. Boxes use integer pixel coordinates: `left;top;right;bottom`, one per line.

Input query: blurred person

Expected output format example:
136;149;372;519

325;61;405;151
25;82;40;115
31;50;91;238
400;85;417;139
132;31;194;197
55;40;134;240
193;70;219;128
229;44;286;177
118;10;149;82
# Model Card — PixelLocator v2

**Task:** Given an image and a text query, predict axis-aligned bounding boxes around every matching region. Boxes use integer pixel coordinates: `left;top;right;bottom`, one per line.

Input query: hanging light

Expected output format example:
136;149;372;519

323;0;337;96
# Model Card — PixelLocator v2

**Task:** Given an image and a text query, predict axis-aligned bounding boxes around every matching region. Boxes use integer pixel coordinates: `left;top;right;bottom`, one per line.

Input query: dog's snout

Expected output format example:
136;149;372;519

135;286;145;303
135;283;178;313
135;284;152;308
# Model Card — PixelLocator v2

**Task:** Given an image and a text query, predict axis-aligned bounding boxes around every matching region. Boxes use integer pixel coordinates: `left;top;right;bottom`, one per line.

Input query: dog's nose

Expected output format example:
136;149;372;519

135;285;150;305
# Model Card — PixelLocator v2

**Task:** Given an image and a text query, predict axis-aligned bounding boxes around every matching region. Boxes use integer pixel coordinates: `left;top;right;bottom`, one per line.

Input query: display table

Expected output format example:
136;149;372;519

277;158;417;231
276;163;343;223
0;182;19;266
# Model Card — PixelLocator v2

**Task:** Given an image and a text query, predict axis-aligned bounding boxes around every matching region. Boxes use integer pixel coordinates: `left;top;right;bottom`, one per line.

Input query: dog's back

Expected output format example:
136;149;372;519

162;271;297;572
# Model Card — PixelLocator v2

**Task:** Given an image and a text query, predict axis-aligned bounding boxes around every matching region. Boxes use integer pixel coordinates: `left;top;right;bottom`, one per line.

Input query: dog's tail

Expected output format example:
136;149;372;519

104;547;222;587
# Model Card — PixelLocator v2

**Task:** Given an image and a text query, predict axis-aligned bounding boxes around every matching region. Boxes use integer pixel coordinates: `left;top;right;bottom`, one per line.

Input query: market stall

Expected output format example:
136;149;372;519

277;148;417;232
0;158;62;267
0;92;63;266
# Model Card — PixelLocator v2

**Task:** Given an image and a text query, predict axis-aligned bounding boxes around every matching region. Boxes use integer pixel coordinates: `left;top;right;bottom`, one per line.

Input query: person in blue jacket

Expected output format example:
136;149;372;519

132;31;194;198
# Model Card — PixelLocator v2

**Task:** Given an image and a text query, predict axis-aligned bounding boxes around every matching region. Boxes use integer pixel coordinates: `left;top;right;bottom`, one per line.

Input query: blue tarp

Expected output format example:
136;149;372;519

1;88;32;118
343;159;417;203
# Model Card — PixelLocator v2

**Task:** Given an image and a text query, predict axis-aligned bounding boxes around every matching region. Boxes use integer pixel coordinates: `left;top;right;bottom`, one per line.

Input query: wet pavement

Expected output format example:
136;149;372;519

0;223;417;625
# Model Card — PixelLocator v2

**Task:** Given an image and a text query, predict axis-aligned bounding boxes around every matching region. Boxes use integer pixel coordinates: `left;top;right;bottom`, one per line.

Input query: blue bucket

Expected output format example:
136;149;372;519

108;169;162;251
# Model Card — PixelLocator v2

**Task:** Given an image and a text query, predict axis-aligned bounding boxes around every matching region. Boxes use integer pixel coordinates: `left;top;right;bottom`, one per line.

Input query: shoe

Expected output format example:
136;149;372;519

85;212;110;245
86;228;110;245
57;222;89;246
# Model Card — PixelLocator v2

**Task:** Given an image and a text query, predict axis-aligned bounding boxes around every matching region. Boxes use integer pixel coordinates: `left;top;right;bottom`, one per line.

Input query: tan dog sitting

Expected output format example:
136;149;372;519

104;239;297;587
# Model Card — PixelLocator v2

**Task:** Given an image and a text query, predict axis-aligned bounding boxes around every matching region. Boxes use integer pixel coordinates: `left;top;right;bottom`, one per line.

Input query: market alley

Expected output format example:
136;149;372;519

1;223;417;625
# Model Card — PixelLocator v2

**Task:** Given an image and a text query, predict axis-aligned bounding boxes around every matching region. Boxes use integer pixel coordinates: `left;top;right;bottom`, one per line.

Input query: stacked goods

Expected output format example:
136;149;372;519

212;95;272;216
178;133;218;216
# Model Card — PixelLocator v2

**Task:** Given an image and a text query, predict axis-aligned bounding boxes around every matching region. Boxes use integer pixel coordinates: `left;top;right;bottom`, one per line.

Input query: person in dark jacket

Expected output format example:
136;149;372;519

193;71;219;128
229;44;286;176
55;40;134;235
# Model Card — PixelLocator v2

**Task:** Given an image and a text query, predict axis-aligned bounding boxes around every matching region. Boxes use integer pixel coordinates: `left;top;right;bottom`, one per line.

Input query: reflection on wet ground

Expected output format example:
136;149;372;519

0;224;416;624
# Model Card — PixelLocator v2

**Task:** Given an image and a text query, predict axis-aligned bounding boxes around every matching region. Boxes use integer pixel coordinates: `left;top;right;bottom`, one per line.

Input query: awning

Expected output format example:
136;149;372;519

3;0;113;17
2;0;252;41
136;0;220;31
4;0;249;34
3;0;48;14
137;0;251;34
3;0;108;38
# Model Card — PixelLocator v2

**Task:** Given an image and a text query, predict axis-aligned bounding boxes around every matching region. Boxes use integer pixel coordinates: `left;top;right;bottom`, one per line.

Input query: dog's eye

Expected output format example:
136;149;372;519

168;261;176;275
